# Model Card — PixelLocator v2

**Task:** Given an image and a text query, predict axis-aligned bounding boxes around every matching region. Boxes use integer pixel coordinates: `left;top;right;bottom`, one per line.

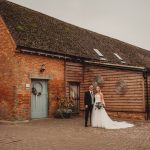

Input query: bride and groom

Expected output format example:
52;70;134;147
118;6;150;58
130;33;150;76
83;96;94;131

84;85;134;129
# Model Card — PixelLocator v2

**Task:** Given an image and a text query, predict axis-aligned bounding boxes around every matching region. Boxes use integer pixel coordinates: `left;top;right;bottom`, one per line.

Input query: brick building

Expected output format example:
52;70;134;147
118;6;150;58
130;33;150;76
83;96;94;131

0;1;150;120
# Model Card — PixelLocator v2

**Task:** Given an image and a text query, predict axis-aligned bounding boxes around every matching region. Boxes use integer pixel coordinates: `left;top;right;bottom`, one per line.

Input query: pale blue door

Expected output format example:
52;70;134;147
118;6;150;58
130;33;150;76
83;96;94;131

31;80;48;118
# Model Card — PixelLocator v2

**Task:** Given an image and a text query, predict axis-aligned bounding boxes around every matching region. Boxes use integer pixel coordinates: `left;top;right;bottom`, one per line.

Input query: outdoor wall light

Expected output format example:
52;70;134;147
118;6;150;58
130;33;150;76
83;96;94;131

40;64;46;72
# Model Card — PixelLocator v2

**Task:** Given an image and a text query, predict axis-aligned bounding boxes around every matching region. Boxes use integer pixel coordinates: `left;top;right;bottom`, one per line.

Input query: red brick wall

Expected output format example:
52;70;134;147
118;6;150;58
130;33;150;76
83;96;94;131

13;52;65;120
0;17;16;120
0;17;65;120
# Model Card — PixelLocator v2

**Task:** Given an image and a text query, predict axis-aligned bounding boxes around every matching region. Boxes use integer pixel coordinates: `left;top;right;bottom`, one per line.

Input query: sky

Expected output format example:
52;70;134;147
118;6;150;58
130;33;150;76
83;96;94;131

8;0;150;51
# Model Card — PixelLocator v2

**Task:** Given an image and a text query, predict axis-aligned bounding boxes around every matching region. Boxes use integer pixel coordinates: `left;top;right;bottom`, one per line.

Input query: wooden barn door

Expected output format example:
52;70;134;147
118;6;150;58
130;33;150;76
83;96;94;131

69;82;80;114
31;79;48;119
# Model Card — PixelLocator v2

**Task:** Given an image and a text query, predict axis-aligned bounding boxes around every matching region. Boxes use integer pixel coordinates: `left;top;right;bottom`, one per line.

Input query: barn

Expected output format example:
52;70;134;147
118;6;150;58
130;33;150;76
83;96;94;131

0;1;150;121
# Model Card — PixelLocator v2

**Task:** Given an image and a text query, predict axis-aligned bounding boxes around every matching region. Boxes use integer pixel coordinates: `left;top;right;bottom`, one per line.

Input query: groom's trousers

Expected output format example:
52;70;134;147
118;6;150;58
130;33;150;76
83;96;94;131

85;105;93;126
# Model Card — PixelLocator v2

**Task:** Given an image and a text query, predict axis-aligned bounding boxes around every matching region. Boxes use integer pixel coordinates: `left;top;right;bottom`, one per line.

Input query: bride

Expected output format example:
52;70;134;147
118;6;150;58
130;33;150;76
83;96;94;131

91;86;134;129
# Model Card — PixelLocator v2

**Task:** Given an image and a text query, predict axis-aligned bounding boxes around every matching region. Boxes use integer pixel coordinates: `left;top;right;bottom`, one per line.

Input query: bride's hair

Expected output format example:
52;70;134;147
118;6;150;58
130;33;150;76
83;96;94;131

96;86;101;93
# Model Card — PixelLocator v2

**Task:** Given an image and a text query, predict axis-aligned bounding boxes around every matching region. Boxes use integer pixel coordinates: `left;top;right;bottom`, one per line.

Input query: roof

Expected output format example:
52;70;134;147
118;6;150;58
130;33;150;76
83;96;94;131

0;0;150;68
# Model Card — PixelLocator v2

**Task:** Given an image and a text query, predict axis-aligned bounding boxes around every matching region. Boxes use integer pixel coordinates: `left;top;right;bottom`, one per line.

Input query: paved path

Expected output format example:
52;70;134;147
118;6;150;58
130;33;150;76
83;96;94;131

0;117;150;150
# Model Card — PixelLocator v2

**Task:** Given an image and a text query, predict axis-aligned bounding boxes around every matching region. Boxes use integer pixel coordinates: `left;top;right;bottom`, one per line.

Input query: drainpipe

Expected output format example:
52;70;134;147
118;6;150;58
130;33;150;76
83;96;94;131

64;56;67;97
143;70;149;120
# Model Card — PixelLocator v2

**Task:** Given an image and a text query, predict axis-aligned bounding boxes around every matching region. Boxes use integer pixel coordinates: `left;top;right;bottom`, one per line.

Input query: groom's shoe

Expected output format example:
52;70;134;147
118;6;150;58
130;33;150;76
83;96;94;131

85;124;88;127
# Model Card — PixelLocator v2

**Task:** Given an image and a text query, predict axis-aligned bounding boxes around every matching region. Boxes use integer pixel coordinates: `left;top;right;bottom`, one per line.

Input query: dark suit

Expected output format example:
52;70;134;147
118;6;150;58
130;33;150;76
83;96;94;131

84;91;94;126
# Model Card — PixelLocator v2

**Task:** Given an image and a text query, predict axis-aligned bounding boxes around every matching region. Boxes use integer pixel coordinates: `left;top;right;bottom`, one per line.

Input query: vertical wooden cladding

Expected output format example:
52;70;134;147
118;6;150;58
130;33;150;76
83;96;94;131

65;61;84;109
84;65;145;112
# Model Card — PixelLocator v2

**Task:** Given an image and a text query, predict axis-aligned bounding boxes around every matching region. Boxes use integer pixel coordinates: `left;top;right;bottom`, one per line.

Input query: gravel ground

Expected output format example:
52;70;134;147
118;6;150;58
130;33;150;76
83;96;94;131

0;117;150;150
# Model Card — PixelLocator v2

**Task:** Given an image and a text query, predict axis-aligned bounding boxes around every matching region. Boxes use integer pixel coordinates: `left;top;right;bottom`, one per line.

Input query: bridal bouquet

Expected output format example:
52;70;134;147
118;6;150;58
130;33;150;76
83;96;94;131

95;102;104;110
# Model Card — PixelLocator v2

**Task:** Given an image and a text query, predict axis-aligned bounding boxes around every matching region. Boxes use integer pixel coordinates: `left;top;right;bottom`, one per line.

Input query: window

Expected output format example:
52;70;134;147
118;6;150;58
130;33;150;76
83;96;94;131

93;48;107;61
100;57;107;61
121;61;126;64
114;53;126;64
69;82;80;113
114;53;123;60
93;48;104;57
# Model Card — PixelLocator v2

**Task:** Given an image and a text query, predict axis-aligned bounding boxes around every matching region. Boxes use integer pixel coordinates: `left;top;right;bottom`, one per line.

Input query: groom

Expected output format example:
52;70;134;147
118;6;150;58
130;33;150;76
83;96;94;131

84;85;94;127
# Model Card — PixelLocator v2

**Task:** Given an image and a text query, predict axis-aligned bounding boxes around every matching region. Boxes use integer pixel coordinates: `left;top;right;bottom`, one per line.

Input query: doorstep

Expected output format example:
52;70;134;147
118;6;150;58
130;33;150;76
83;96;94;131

0;120;29;125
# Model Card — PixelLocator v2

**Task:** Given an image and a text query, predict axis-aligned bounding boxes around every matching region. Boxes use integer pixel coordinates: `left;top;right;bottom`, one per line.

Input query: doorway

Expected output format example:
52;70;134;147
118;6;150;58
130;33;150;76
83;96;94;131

31;79;48;118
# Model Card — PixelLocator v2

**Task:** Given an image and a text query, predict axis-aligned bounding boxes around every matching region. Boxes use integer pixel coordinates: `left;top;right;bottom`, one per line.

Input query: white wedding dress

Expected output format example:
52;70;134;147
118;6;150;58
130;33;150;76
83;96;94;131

91;95;134;129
